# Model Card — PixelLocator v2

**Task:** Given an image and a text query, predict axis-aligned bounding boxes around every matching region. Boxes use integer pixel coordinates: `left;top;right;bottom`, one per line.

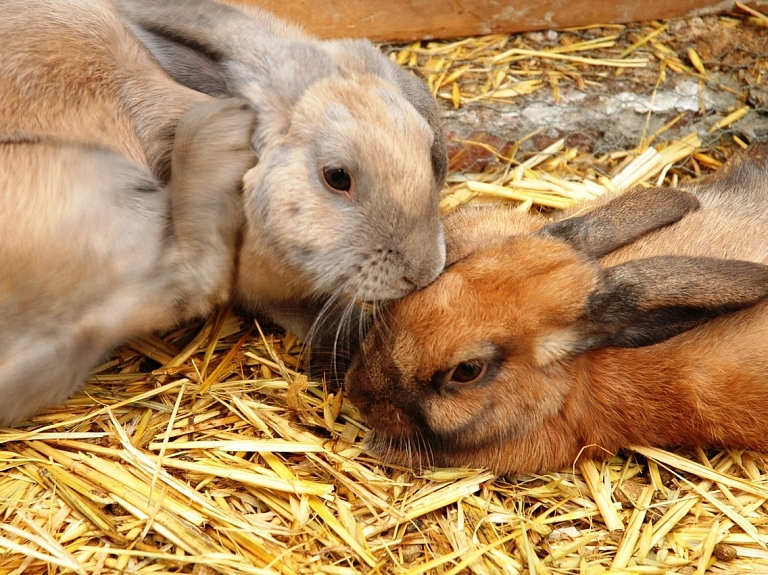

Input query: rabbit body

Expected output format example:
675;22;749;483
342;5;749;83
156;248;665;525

345;149;768;474
0;0;446;425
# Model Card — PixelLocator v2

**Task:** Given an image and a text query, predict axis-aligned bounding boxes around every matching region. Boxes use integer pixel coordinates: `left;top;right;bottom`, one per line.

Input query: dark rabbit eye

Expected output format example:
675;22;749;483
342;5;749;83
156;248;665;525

447;361;488;386
322;167;352;194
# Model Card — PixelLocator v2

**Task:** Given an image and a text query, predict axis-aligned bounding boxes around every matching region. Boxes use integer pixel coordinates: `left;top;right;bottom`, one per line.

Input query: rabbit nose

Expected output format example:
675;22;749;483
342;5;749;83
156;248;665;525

404;255;445;289
403;267;438;290
401;276;418;291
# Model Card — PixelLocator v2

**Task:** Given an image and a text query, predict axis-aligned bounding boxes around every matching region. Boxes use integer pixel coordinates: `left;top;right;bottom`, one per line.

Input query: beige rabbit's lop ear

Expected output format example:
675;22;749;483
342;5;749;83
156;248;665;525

386;64;447;185
115;0;248;95
117;0;340;152
118;22;230;96
116;0;335;98
321;38;448;186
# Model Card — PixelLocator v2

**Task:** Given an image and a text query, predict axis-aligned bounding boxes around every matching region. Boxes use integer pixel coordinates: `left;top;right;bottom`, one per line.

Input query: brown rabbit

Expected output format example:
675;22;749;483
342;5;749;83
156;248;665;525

0;0;445;425
345;148;768;474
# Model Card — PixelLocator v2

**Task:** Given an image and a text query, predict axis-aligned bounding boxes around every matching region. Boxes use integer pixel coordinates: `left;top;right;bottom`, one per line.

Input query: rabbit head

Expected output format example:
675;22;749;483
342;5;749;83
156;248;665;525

235;72;445;305
345;186;768;473
117;0;448;306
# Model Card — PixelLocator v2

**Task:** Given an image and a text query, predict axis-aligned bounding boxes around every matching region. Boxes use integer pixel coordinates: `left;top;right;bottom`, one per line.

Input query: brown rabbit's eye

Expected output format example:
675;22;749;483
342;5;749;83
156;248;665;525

322;167;352;194
447;361;488;386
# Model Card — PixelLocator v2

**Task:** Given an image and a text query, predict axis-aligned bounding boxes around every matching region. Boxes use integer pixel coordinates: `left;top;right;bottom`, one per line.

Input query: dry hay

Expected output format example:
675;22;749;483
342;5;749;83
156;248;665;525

2;5;768;575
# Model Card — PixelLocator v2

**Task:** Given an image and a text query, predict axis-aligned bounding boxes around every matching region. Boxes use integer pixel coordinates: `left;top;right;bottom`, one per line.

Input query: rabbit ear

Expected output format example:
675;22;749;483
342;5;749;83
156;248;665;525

117;0;336;149
388;65;448;185
538;187;699;258
121;22;229;96
537;256;768;365
321;39;448;185
117;0;276;95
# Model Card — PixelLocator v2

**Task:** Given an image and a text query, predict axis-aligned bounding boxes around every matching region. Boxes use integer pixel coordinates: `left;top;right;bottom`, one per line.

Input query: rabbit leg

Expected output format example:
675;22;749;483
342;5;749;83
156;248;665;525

0;141;180;425
168;98;258;319
0;332;111;425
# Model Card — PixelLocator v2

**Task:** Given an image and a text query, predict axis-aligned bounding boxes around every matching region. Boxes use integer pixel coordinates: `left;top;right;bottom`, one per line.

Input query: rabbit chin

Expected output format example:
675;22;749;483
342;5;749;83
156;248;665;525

364;427;583;475
364;429;515;472
234;242;435;306
363;429;445;470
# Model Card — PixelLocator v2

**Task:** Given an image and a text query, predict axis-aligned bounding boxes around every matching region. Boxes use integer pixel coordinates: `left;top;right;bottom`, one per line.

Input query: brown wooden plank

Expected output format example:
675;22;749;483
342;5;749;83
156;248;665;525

228;0;768;41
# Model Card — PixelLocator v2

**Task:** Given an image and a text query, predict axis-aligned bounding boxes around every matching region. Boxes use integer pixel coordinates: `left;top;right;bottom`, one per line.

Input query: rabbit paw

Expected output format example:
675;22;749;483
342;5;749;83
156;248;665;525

170;98;258;317
173;97;258;188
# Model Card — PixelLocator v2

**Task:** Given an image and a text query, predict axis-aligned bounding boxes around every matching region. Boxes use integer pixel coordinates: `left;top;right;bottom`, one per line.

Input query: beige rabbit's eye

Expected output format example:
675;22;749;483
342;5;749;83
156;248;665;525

322;166;353;197
447;361;488;386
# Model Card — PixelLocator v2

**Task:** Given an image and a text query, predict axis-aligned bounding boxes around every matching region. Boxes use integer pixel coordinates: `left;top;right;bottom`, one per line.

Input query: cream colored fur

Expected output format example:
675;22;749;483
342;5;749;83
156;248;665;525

0;0;446;424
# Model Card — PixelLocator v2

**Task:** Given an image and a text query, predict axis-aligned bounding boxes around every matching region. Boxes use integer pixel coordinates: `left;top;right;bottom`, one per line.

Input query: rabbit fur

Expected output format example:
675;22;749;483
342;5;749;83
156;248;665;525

345;147;768;474
115;0;449;341
0;0;446;425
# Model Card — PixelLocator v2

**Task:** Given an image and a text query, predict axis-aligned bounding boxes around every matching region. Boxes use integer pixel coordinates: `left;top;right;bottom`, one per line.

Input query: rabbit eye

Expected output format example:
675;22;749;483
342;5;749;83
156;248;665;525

447;361;487;386
322;167;353;195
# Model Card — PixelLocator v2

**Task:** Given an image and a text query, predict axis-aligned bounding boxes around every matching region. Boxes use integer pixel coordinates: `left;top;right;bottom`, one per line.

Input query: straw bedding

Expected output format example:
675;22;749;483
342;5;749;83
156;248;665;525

2;5;768;574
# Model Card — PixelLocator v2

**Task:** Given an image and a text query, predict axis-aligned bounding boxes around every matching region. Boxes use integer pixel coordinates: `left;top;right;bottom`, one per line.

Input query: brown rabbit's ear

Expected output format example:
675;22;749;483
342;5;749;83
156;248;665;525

537;256;768;365
538;187;699;258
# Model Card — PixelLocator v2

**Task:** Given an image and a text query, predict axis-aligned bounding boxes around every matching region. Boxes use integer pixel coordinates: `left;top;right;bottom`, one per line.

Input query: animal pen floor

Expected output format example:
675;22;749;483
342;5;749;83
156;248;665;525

2;6;768;575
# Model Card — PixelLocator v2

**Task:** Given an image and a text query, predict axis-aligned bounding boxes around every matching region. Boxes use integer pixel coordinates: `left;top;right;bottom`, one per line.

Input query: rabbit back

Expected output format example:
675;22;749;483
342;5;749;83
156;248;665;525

0;140;179;424
0;0;207;180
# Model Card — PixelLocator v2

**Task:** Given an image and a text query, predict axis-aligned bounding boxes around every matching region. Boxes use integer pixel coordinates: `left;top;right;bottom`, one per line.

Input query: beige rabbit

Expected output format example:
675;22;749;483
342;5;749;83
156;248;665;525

345;148;768;474
116;0;448;340
0;0;446;425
